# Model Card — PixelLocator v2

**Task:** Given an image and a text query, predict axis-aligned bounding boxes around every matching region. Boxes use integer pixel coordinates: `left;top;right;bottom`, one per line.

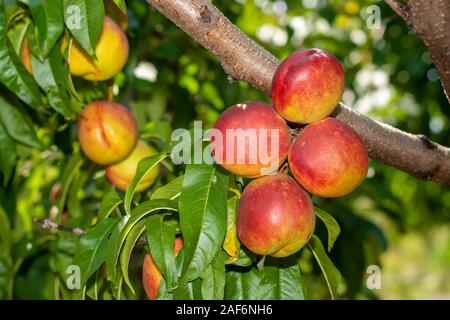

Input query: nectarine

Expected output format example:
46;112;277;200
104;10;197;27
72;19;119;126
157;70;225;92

143;238;183;300
78;101;138;165
105;140;160;192
211;102;291;178
237;174;315;258
65;16;129;81
272;48;344;124
20;38;32;74
289;117;368;197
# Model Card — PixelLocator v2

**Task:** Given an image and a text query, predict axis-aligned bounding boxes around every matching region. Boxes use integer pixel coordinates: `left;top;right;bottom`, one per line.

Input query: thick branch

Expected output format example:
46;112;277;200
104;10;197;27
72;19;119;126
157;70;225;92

385;0;450;102
147;0;450;185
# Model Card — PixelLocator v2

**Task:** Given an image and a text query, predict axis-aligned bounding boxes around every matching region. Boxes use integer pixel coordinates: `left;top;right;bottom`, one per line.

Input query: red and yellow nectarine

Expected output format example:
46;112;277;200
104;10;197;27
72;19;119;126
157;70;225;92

237;173;315;258
78;101;138;165
272;48;344;124
212;102;291;178
143;238;183;300
289;117;368;197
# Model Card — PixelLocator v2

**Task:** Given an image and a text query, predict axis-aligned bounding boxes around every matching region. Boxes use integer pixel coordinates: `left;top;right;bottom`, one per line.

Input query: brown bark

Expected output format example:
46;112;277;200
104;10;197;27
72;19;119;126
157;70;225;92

147;0;450;185
385;0;450;102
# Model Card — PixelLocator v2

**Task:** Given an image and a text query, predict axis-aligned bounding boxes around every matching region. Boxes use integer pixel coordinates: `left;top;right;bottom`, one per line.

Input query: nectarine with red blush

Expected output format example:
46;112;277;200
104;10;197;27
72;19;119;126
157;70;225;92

272;48;344;124
289;117;368;197
237;173;315;258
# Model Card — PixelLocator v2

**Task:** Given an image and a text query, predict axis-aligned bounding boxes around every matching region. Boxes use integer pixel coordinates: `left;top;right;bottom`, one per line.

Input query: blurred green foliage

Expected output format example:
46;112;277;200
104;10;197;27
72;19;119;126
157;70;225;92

0;0;449;300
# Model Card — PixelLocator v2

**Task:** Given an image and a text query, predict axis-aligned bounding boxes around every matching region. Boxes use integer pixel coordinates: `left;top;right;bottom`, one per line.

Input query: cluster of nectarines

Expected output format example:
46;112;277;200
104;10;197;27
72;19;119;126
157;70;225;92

212;48;369;258
65;16;159;192
21;13;159;191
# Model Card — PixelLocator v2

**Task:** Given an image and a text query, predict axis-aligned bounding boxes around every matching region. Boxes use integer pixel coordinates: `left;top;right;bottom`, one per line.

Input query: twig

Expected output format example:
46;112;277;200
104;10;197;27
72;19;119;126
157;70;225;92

32;217;148;244
32;217;85;236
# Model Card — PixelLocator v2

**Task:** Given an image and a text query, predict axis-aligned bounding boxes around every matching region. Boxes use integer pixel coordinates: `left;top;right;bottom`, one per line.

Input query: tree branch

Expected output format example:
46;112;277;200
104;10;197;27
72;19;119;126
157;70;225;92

385;0;450;102
147;0;450;185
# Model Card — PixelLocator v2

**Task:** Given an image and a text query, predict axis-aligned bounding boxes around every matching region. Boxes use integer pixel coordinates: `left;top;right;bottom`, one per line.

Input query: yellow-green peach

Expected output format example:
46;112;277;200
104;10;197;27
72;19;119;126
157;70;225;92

64;16;129;81
237;173;315;258
272;48;344;124
289;117;368;197
105;141;159;192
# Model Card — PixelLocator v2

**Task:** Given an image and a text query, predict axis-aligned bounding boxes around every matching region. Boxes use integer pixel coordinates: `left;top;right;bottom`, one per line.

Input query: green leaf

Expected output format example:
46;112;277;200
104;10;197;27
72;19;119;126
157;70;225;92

0;11;43;110
56;152;84;216
120;219;146;294
73;218;120;286
315;207;341;252
231;247;256;267
224;268;261;300
105;222;122;282
63;0;105;55
257;257;305;300
124;153;167;215
28;0;64;57
150;175;184;200
307;235;343;300
0;95;42;149
0;206;11;254
112;199;178;278
223;195;240;263
0;124;16;185
30;43;73;118
111;0;127;13
200;250;227;300
98;191;123;220
178;164;229;285
173;278;203;300
146;214;176;289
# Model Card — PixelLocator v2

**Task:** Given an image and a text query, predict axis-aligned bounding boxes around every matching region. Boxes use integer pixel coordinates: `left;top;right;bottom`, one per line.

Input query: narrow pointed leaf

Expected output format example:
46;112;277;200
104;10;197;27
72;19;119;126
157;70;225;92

99;191;123;220
151;175;184;200
178;164;229;285
124;153;167;215
112;199;178;277
315;207;341;252
120;219;146;294
63;0;105;55
0;96;42;149
257;257;305;300
201;250;227;300
73;218;120;286
28;0;64;57
307;235;343;300
146;214;176;289
224;268;261;300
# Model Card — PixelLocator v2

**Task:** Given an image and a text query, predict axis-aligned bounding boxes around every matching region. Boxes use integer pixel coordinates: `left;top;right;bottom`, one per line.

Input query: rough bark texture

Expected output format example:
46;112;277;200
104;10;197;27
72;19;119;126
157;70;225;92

147;0;450;185
385;0;450;102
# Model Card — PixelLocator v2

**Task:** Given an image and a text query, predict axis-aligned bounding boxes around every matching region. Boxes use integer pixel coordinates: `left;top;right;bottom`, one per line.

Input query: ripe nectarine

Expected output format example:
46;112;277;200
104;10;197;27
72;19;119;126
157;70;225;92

289;117;368;197
143;238;183;300
65;16;129;81
105;140;160;192
78;101;138;165
237;173;315;258
272;48;344;124
212;102;291;178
